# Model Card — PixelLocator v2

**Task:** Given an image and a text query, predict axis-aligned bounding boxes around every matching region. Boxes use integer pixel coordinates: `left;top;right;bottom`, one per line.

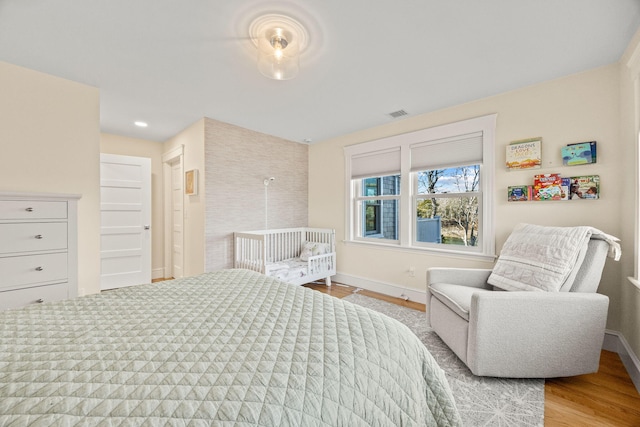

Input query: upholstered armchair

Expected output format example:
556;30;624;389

426;224;620;378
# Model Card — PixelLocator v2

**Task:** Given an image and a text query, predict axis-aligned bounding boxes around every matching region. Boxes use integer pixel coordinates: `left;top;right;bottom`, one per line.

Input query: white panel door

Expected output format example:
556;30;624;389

100;154;151;290
171;160;184;279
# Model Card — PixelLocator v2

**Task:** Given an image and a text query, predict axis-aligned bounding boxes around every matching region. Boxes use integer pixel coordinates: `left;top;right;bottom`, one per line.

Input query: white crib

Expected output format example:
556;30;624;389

234;228;336;286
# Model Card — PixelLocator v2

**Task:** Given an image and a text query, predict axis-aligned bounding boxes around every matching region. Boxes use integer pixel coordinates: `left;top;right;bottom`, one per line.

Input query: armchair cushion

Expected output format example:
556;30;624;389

429;283;493;321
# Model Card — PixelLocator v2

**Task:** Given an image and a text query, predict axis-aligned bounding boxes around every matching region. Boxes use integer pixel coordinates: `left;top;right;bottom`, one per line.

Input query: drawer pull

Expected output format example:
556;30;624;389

35;299;44;304
35;266;43;271
25;207;34;212
35;234;43;239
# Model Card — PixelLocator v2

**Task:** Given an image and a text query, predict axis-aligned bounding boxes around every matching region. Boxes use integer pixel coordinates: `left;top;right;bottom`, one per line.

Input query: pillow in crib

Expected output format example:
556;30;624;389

299;242;331;261
299;242;315;261
313;243;330;256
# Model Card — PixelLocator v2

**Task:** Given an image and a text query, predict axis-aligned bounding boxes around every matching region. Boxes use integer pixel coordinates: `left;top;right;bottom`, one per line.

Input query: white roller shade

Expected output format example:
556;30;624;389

351;148;401;179
410;132;483;171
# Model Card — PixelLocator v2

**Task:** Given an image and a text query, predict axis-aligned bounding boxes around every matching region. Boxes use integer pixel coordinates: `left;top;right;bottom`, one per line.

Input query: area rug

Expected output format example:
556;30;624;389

343;293;544;427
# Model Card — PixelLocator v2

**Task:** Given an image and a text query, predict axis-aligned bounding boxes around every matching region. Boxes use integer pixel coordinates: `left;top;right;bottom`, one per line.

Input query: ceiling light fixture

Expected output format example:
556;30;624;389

134;121;148;127
250;14;308;80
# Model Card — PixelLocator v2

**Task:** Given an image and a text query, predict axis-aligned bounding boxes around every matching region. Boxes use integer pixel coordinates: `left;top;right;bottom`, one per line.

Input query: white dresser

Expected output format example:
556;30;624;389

0;192;80;310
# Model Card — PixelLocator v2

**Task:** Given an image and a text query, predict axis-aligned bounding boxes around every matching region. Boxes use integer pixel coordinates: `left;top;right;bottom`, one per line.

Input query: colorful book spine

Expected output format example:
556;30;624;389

560;178;571;200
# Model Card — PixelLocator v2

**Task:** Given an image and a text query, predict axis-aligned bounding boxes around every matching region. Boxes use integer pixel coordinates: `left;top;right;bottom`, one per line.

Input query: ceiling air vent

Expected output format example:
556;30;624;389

388;109;408;118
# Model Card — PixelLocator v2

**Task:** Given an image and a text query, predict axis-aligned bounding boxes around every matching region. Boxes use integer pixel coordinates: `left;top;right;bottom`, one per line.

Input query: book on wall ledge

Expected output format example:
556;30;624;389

562;141;596;165
533;173;562;201
507;185;532;201
569;175;600;200
506;138;542;170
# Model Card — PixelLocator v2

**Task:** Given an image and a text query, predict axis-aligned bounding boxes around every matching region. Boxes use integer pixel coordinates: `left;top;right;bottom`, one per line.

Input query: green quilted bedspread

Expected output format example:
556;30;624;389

0;269;461;426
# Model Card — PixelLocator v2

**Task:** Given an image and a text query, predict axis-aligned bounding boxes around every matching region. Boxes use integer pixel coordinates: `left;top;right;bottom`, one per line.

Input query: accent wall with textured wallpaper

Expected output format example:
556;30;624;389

204;118;308;271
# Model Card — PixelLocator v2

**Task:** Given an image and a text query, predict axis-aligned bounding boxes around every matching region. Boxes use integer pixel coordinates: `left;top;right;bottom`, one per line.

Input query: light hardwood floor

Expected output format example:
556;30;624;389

304;281;640;427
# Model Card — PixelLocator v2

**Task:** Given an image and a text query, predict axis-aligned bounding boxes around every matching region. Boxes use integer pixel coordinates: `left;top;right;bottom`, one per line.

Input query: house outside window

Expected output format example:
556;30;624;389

357;176;400;240
344;114;496;259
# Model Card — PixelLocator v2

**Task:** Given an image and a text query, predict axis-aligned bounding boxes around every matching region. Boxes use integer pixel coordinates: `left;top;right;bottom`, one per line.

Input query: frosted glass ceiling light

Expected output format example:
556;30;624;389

250;14;308;81
257;28;298;80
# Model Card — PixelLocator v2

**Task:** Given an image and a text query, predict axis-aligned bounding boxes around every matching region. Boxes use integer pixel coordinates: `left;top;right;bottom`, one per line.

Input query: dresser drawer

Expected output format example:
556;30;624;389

0;222;67;254
0;200;67;220
0;282;69;311
0;253;68;292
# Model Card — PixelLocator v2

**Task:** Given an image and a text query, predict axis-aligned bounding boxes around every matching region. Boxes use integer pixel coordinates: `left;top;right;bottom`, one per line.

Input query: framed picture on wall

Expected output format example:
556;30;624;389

185;169;198;195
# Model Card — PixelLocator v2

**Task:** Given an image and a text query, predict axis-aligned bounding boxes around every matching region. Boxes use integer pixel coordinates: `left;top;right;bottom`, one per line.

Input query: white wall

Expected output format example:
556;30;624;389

310;64;624;324
204;118;308;271
100;133;166;279
0;61;101;295
164;119;206;277
158;117;309;274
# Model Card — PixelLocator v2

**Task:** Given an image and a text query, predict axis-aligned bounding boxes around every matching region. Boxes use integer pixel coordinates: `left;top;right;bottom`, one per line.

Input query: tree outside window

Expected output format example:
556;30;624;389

415;165;479;247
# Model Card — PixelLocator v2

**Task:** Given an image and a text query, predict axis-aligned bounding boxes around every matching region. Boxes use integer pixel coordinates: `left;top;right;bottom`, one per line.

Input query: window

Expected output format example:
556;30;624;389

354;175;401;241
410;131;484;252
344;115;496;259
364;178;381;235
414;165;480;247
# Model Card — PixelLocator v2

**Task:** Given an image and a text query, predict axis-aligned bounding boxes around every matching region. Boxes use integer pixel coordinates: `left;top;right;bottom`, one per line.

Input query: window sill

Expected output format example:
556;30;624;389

343;239;497;263
627;277;640;291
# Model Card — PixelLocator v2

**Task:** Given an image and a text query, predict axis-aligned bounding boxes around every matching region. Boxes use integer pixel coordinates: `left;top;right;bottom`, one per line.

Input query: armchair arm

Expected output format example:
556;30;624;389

426;268;493;327
427;267;493;289
467;291;609;377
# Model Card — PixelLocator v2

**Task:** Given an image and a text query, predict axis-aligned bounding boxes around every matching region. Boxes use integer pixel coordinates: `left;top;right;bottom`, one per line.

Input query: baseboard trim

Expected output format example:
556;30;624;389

152;268;164;280
332;272;427;304
603;330;640;393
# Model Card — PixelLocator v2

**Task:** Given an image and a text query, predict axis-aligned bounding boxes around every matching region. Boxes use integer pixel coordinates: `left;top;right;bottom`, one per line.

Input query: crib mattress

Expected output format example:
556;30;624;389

0;269;461;426
267;258;309;282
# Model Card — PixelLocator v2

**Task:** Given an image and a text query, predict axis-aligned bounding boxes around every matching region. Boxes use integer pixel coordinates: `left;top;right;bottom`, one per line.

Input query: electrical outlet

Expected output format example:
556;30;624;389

408;266;415;277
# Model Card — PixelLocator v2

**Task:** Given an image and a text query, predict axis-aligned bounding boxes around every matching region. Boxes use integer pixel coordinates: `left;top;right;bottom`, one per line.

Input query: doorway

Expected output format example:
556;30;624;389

162;146;185;279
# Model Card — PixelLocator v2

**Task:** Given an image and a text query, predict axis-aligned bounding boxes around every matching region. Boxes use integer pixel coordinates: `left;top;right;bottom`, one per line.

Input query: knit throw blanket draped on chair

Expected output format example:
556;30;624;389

488;223;621;292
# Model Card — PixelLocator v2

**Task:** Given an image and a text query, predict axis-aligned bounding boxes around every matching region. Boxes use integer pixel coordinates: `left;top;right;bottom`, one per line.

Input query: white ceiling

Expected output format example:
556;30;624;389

1;0;639;144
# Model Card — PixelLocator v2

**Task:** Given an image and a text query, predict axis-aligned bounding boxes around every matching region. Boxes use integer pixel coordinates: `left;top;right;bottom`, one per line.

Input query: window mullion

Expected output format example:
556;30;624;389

416;191;481;199
399;145;412;246
355;195;401;202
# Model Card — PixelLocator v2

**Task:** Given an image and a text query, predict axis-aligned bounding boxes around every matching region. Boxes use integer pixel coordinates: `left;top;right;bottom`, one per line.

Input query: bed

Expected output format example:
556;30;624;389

234;228;336;286
0;269;461;426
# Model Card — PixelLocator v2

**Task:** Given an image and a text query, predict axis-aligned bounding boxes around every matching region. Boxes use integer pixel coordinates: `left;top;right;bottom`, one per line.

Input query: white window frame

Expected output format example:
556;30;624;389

344;114;496;260
352;177;401;244
627;39;640;290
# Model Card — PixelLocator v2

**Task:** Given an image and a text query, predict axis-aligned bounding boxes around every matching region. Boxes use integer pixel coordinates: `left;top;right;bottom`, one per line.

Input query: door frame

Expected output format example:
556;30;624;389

162;145;185;279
